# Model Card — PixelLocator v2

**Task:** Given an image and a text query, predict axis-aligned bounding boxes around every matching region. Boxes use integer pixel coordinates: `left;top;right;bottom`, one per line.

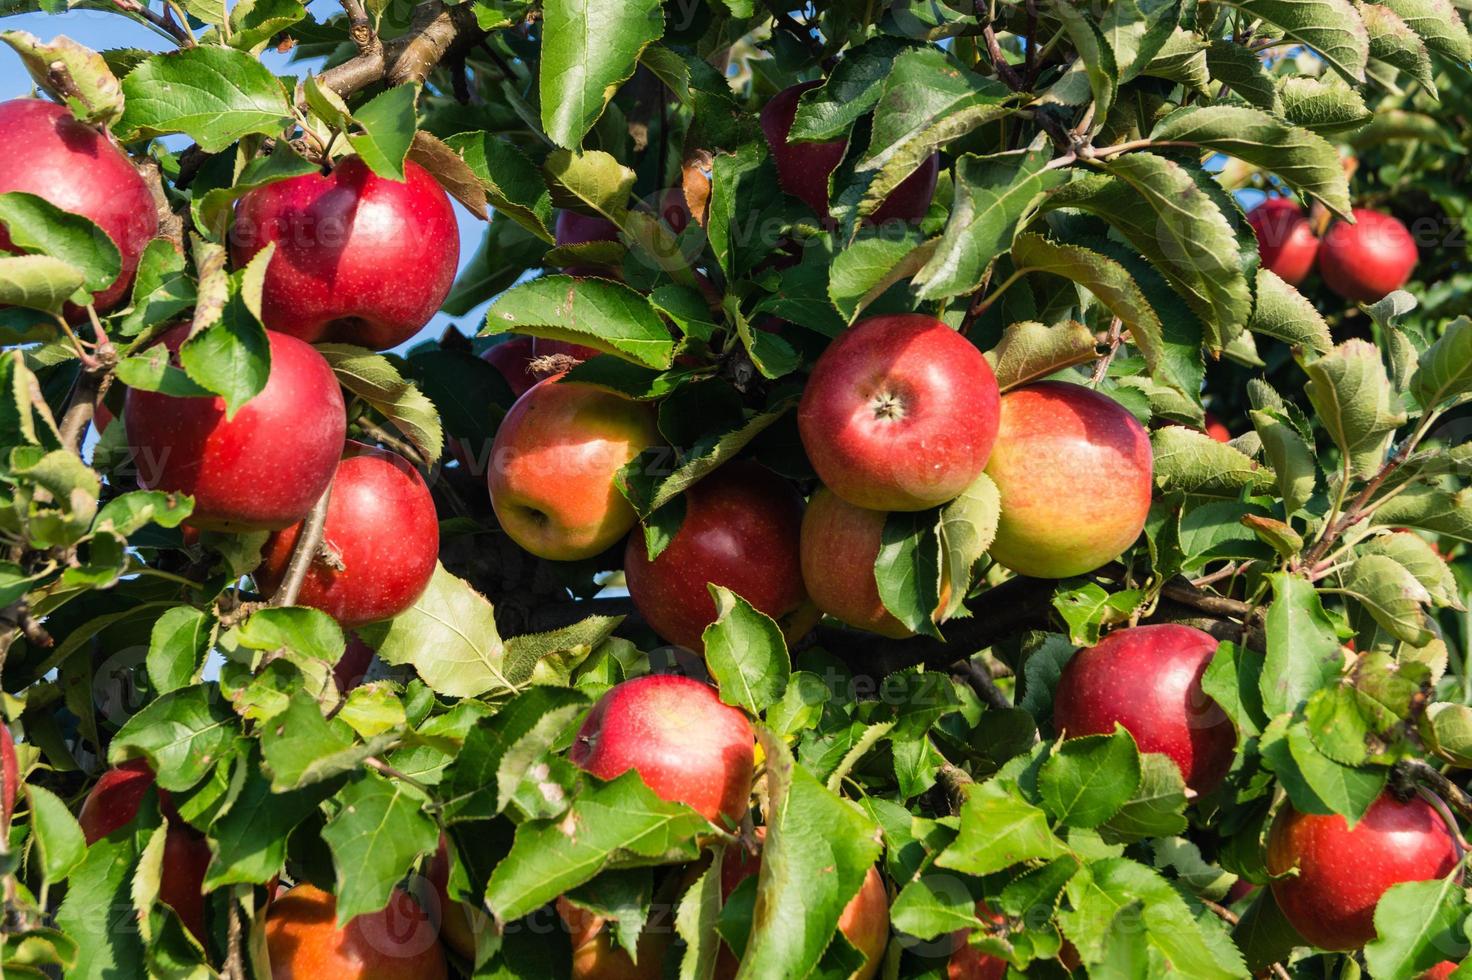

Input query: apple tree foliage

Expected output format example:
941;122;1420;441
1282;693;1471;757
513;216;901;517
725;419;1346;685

0;0;1471;975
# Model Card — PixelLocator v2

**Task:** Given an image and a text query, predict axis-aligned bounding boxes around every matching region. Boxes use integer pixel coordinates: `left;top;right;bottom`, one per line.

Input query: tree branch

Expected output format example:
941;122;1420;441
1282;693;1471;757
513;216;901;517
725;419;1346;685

312;0;486;103
107;0;194;46
269;486;333;608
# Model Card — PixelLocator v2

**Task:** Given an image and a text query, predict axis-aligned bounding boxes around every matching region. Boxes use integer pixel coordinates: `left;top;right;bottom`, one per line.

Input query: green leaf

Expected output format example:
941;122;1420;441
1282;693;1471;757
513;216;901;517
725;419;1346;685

1052;583;1144;647
1100;0;1183;82
702;586;789;715
204;747;335;889
28;784;86;883
985;319;1099;391
118;46;293;151
827;226;928;322
484;276;674;369
1336;553;1433;645
1150;426;1276;497
1360;3;1437;93
235;606;344;665
120;239;194;336
260;690;380;790
1053;0;1118;125
1365;876;1467;977
0;31;123;125
1276;75;1373;134
317;344;443;462
1101;753;1190;841
1204;40;1280;110
675;857;724;980
1249;269;1333;354
1304;338;1408;479
890;873;984;942
1358;532;1460;607
146;607;210;695
190;143;318;241
485;771;712;921
346;83;418;182
1423;702;1472;767
1378;0;1472;60
1411;316;1472;410
1281;719;1387;821
1372;487;1472;542
1219;0;1370;81
935;783;1069;876
1040;726;1143;829
789;37;914;140
1261;573;1344;717
937;473;1002;619
226;0;305;51
177;277;272;419
56;823;147;976
109;684;238;793
1249;409;1317;516
876;509;943;640
539;0;664;148
321;772;438;924
0;254;85;313
446;131;555;241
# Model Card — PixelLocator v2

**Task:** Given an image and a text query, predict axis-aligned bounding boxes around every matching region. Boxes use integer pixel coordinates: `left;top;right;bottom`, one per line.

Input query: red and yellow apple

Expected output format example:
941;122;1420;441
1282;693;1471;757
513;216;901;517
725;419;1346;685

265;883;447;979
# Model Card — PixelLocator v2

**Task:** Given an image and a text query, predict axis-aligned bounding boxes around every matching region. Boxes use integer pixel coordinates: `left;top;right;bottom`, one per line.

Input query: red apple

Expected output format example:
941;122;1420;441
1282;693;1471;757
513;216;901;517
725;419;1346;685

334;632;377;691
483;336;539;398
1422;963;1459;980
124;325;346;532
230;156;459;350
983;381;1152;578
569;674;754;828
557;896;672;979
1052;624;1235;795
1317;208;1418;303
78;760;211;942
798;314;999;512
1204;412;1231;443
1246;197;1320;286
1267;792;1459;951
256;442;438;627
265;883;447;979
488;376;661;561
1;723;15;834
623;461;812;651
0;98;158;312
555;209;622;278
946;903;1006;980
425;837;486;962
760;81;939;225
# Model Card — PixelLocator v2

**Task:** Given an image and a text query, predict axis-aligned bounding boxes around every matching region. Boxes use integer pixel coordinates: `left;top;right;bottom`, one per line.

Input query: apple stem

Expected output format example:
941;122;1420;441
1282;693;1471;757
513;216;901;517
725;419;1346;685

270;484;335;608
223;895;246;980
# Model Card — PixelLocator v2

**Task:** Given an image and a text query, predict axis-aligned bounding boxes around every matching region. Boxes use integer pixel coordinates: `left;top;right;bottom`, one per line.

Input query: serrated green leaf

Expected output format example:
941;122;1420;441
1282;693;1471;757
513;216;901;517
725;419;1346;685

703;586;789;715
317;344;443;462
118;46;293;151
1304;339;1408;479
539;0;664;148
321;772;438;924
1039;726;1142;829
484;276;674;369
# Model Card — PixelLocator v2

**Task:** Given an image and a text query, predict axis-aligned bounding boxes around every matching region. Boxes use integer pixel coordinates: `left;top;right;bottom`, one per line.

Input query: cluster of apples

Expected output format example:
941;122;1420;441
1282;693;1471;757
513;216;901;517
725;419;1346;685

1247;196;1419;303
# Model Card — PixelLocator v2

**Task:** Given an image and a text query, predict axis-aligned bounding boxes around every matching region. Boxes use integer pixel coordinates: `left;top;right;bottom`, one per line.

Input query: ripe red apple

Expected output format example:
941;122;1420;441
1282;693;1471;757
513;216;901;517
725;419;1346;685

230;156;459;350
760;81;939;225
1052;624;1235;794
798;314;999;512
800;488;948;638
1267;792;1459;951
983;381;1152;578
1204;412;1231;443
946;903;1006;980
488;377;661;561
555;209;622;278
0;98;158;312
717;831;889;980
124;325;346;532
256;442;438;627
425;836;486;962
483;336;539;398
557;896;672;979
1422;963;1459;980
623;461;812;651
1;724;16;833
334;632;377;691
78;760;211;942
1246;197;1320;287
569;674;754;828
265;883;447;979
1317;208;1418;303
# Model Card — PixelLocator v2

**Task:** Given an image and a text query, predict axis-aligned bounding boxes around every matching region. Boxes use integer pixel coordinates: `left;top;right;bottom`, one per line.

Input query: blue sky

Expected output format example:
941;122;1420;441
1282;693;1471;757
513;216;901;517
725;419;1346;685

0;2;493;353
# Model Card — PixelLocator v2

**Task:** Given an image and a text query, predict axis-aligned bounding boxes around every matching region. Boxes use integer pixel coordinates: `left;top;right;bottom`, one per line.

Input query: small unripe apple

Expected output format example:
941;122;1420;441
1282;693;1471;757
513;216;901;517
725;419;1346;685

256;442;438;627
488;377;661;561
482;336;539;398
570;674;754;827
265;883;447;979
230;156;459;350
798;314;1000;512
0;98;159;313
760;82;939;225
1317;208;1418;303
557;895;672;979
78;760;211;942
624;462;812;651
1246;198;1320;286
1052;624;1236;794
1267;792;1459;951
124;325;346;532
984;381;1152;578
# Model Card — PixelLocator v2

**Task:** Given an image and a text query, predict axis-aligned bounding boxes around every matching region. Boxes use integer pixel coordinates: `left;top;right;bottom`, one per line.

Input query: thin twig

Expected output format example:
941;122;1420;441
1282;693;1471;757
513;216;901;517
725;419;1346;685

270;486;333;608
955;658;1012;711
107;0;194;45
224;897;246;980
1201;898;1240;927
979;20;1024;91
1396;759;1472;827
1090;317;1123;385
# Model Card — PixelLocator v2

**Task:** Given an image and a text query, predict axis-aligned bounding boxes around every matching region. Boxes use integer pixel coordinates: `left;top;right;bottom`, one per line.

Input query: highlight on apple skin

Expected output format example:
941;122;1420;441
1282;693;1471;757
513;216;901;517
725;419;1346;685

983;381;1153;579
1317;207;1419;303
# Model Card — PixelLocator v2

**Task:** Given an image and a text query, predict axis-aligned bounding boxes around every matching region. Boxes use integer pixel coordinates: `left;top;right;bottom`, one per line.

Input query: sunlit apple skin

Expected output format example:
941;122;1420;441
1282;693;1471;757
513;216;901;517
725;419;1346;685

1422;963;1459;980
760;82;939;225
1246;198;1320;286
1318;208;1418;303
78;760;211;942
557;896;672;980
265;883;447;980
984;381;1152;578
570;674;754;828
0;99;158;313
124;326;346;532
1267;793;1459;951
489;377;661;561
799;314;999;512
483;336;539;398
1;723;16;832
256;443;438;627
624;462;811;652
230;156;458;350
1053;624;1235;794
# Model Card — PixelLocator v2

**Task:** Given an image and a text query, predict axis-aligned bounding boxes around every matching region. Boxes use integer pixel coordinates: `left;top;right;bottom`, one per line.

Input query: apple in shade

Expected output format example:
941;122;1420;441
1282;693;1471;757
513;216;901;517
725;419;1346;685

425;837;487;962
557;896;673;980
624;461;814;652
1204;412;1231;443
0;99;159;313
482;336;540;399
1267;792;1459;951
983;381;1152;578
1318;208;1418;303
78;760;211;942
1246;197;1320;287
334;632;377;691
801;488;948;638
488;376;661;561
229;156;458;351
717;830;889;980
265;883;447;980
569;674;755;828
760;81;939;225
554;209;623;279
256;442;438;628
533;336;602;365
798;314;1000;512
124;326;346;532
1052;624;1235;794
